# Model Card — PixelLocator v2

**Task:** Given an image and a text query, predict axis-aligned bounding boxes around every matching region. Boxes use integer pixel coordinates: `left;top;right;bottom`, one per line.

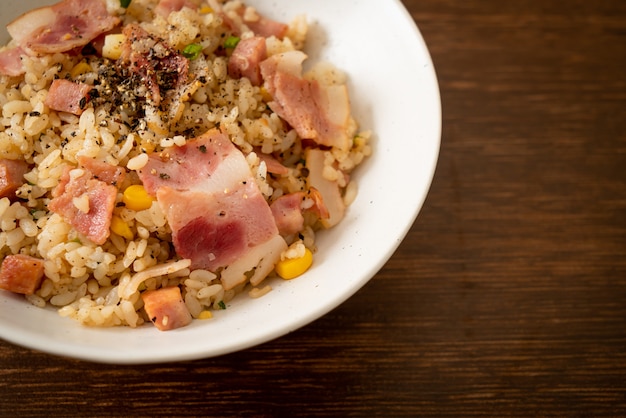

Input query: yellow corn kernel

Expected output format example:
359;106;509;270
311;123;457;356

122;185;154;212
70;62;92;78
110;215;133;240
102;34;126;60
198;310;213;320
259;86;273;102
276;248;313;280
199;6;213;14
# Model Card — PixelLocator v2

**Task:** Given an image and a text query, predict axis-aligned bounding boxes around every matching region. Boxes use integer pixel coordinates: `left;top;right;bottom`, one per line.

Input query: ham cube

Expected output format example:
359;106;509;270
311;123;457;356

141;286;192;331
0;159;29;199
0;254;45;295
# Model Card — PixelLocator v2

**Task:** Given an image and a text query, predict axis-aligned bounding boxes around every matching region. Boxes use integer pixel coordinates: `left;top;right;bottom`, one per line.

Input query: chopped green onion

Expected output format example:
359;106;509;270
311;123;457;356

182;43;203;60
120;0;132;8
218;301;227;310
223;35;240;49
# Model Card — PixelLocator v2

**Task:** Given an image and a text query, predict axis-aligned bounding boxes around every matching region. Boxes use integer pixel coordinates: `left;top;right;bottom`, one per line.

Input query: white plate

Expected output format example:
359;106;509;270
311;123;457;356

0;0;440;363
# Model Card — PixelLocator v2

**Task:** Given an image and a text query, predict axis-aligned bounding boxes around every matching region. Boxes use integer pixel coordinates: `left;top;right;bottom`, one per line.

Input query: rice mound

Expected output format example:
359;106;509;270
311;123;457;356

0;0;371;328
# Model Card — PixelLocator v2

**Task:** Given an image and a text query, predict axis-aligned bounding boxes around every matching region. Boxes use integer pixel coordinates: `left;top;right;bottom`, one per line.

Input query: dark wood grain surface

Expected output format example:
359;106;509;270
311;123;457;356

2;0;626;416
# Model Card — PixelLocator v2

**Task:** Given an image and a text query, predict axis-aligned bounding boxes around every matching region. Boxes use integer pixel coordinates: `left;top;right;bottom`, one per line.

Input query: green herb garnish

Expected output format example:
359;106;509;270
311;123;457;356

223;35;240;49
182;43;203;60
218;301;226;310
120;0;132;8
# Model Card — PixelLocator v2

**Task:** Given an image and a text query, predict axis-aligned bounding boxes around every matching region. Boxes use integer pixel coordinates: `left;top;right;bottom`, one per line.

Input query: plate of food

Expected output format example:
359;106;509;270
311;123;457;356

0;0;440;363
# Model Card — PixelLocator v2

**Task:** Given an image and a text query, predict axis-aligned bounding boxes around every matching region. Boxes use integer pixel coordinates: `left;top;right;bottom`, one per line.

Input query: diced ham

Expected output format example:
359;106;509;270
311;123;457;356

48;165;118;245
0;159;29;199
141;286;192;331
0;47;26;77
45;79;92;115
77;156;126;186
137;129;287;289
260;51;352;151
155;0;198;17
0;254;45;295
227;36;266;86
119;24;189;106
305;148;346;228
6;0;120;55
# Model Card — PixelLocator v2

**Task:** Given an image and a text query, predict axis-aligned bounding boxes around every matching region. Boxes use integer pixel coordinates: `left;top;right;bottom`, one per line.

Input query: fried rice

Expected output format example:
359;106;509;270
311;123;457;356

0;0;371;329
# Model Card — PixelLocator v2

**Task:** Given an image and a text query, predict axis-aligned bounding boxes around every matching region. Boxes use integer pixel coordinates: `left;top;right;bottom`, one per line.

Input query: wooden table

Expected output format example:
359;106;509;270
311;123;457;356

2;1;626;416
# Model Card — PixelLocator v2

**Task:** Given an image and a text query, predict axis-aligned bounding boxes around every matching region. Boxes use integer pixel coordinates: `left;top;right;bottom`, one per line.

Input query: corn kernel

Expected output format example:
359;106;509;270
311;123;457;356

276;248;313;280
110;215;133;240
123;185;154;212
259;86;273;102
70;62;92;78
198;310;213;320
102;34;126;60
199;6;213;14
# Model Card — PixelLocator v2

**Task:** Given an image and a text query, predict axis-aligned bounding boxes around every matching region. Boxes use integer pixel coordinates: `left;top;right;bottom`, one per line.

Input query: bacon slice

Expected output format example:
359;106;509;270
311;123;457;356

256;151;289;176
270;189;330;236
139;131;247;196
0;159;29;199
222;6;288;39
227;36;266;86
0;254;45;295
260;51;352;151
48;163;119;245
305;148;345;228
270;192;305;237
45;79;92;115
155;0;198;17
142;286;192;331
0;47;26;77
137;129;287;290
157;181;279;271
6;0;120;55
119;24;189;107
77;156;126;186
244;14;289;39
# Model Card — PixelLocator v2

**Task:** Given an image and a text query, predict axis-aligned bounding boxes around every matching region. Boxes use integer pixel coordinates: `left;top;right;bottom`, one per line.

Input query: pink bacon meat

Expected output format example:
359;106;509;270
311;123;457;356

45;79;92;116
0;159;29;199
0;0;120;76
142;286;192;331
48;159;122;245
6;0;120;54
138;129;287;290
0;254;45;295
227;36;267;86
260;51;353;151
